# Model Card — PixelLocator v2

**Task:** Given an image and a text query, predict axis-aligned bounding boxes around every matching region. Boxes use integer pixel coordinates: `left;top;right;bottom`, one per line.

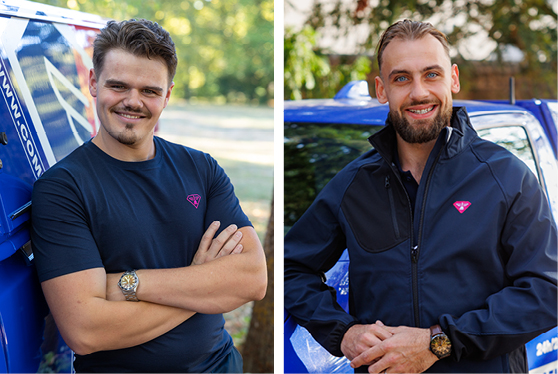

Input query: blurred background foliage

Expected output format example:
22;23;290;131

36;0;274;105
284;0;557;100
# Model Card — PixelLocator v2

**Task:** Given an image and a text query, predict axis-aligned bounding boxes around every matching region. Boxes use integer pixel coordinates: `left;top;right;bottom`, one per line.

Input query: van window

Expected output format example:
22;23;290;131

284;122;382;229
477;126;539;181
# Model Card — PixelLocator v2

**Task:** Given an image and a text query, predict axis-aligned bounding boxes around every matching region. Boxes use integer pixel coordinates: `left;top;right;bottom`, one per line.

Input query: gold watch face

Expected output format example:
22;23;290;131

431;335;452;357
120;274;136;290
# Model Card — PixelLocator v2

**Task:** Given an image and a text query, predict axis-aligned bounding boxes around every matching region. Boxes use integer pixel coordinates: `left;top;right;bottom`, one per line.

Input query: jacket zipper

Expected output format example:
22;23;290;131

411;149;444;327
385;175;400;239
387;168;416;325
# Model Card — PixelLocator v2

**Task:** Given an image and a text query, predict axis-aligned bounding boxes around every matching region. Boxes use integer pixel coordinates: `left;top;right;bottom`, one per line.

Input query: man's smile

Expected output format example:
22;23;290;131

404;103;439;120
113;109;149;121
407;106;436;115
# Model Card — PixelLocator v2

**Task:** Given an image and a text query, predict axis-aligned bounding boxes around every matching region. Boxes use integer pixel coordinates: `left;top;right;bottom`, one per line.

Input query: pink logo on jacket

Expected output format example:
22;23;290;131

453;201;471;213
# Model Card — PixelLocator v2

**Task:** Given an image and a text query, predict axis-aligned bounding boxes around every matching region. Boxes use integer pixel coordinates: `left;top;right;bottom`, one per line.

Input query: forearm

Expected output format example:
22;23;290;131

71;299;193;355
135;226;267;314
42;268;195;355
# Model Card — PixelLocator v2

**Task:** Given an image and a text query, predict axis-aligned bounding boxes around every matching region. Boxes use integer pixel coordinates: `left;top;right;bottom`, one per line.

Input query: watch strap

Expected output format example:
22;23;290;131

430;324;444;336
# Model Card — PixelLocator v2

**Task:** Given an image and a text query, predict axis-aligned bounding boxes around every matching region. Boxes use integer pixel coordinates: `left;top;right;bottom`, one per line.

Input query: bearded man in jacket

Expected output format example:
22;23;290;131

284;19;557;373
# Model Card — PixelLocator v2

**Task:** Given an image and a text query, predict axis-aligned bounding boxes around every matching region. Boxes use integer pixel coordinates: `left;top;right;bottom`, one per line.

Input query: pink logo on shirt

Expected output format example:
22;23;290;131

187;194;201;209
453;201;471;214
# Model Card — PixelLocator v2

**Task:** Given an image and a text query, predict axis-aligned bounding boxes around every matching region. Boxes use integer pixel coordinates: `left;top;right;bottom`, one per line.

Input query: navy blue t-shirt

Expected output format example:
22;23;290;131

31;137;252;372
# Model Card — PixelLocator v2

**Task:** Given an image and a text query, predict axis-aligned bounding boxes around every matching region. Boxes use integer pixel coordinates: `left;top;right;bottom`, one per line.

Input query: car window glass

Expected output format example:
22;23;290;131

477;126;539;181
284;122;382;230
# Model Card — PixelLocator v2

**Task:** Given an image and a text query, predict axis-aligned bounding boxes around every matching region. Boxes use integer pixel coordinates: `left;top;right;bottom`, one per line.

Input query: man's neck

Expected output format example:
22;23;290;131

396;134;436;185
92;131;156;162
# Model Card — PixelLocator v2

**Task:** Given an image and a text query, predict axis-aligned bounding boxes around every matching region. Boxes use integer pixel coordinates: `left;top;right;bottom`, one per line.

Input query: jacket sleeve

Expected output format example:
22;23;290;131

284;171;358;357
439;163;558;362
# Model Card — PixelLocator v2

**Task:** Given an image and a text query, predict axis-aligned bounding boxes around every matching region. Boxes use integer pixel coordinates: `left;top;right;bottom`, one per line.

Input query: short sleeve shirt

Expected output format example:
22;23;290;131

31;137;252;372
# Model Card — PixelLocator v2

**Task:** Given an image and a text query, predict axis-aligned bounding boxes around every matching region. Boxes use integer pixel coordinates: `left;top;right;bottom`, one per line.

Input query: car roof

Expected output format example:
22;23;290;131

284;97;532;125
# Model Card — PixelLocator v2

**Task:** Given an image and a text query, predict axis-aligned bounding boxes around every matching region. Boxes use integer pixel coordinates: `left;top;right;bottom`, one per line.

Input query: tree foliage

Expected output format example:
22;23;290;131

285;0;557;99
284;25;371;100
35;0;274;104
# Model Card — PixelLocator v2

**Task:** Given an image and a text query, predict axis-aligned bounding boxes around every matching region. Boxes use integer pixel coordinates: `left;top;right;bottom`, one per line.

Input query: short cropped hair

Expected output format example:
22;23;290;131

93;19;177;86
376;19;450;73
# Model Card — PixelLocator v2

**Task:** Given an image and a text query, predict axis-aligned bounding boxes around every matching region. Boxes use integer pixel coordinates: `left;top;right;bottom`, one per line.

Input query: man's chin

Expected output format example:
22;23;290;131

117;135;139;146
389;111;448;144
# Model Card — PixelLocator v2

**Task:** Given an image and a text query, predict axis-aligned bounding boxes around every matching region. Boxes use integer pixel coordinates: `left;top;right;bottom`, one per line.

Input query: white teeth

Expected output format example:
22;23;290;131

409;107;434;114
120;113;141;119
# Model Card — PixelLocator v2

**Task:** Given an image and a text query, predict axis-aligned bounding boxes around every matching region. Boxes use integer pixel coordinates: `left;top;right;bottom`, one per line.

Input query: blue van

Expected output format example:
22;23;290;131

0;1;105;372
284;81;558;374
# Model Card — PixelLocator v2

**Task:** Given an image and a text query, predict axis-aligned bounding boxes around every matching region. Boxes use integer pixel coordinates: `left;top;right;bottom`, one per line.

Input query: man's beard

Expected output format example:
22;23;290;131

116;124;140;146
389;101;452;144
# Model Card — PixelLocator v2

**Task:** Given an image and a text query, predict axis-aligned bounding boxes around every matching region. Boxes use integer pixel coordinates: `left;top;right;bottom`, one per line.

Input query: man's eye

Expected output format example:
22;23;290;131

426;72;438;78
395;76;408;82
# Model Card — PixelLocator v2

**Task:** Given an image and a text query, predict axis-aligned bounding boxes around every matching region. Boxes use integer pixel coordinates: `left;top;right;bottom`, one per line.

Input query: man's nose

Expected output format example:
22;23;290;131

409;79;429;101
123;89;143;110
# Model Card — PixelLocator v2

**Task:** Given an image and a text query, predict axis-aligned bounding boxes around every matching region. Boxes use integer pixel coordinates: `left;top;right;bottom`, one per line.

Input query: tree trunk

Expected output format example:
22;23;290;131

242;195;274;373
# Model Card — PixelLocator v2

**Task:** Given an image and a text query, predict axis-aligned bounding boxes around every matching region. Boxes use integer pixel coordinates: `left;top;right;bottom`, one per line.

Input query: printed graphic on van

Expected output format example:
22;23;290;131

0;15;99;185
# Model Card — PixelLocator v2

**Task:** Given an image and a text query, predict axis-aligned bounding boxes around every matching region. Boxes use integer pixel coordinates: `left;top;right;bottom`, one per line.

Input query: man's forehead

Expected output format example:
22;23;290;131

382;35;451;72
100;49;170;86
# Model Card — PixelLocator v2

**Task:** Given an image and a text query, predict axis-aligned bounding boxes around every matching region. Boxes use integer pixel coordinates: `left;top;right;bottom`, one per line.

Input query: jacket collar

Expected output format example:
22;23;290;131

368;106;478;162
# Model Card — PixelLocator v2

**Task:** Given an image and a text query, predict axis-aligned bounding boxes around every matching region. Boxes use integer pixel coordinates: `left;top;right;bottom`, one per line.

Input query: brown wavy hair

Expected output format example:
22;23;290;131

93;19;177;86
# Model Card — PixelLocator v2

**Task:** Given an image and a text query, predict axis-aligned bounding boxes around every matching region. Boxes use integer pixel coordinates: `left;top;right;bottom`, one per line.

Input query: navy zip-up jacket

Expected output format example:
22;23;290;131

284;107;557;373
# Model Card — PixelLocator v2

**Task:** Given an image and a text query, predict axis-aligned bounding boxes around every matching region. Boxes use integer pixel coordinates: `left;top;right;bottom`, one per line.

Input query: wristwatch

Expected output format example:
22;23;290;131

118;270;140;301
429;324;451;359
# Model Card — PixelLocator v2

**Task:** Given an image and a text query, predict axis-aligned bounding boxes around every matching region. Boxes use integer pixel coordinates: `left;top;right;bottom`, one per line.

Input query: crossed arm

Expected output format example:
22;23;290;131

41;222;267;355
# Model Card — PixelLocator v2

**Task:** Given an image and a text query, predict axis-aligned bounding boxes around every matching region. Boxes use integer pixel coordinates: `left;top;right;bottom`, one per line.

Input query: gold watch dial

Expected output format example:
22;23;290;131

120;274;136;290
431;335;451;356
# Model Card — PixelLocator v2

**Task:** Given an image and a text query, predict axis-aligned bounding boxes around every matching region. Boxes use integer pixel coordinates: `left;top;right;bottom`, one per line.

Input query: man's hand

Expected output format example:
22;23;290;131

192;221;243;265
350;322;438;373
106;221;243;301
341;322;393;361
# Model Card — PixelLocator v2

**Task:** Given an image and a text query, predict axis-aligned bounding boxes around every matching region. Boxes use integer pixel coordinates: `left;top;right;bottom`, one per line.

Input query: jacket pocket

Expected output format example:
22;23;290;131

385;175;400;239
341;166;410;253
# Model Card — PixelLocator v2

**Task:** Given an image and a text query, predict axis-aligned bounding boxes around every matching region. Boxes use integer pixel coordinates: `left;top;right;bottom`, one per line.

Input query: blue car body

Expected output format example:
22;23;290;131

284;81;558;373
0;1;104;372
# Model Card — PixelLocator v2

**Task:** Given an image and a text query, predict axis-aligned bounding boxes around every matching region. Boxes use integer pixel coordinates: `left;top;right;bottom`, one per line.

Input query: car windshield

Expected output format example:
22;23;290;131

284;122;383;230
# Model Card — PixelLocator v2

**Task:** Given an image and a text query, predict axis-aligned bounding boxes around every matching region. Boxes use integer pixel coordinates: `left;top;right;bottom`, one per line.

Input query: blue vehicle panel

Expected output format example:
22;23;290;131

284;81;558;373
0;1;105;372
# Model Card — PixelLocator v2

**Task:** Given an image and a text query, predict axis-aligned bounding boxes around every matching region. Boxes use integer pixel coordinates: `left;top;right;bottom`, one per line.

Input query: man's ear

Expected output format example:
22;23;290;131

89;69;98;98
375;76;388;104
451;64;460;94
164;82;175;108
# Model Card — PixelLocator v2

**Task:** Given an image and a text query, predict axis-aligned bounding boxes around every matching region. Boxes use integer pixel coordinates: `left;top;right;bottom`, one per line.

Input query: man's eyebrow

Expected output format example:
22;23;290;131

388;69;410;80
105;79;128;87
388;65;445;80
105;79;164;93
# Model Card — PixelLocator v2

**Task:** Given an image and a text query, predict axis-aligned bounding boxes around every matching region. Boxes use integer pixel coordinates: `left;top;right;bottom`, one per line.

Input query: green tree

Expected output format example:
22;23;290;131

284;25;371;100
35;0;273;104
